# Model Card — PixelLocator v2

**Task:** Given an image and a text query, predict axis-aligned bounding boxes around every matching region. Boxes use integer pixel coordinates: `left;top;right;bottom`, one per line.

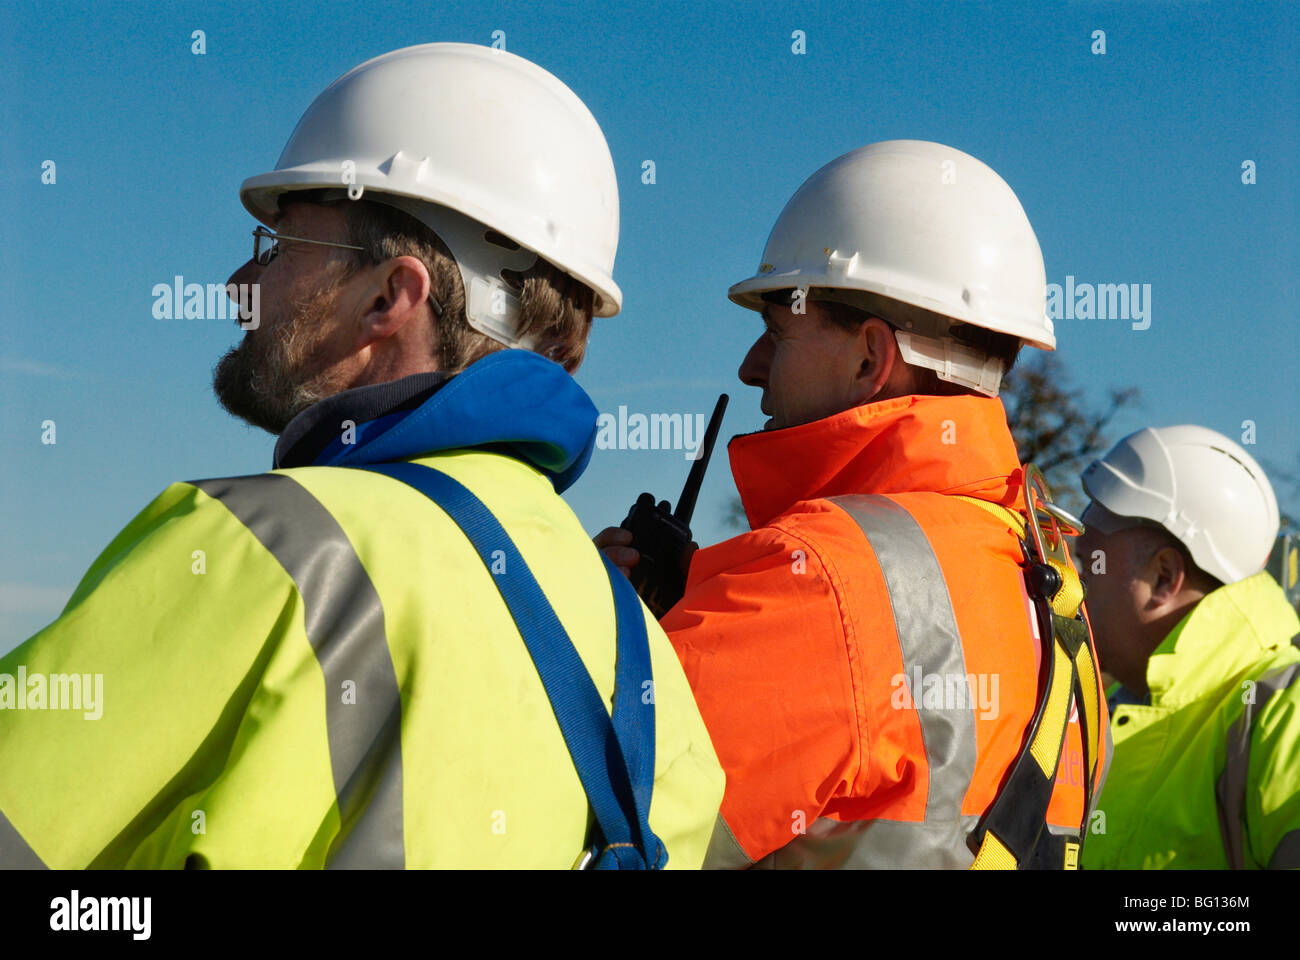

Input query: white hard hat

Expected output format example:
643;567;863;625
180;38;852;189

728;140;1051;396
240;42;622;351
1081;425;1280;585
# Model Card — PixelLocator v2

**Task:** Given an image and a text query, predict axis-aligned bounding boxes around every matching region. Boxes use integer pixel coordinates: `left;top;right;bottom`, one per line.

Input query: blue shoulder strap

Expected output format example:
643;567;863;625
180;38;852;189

353;461;666;869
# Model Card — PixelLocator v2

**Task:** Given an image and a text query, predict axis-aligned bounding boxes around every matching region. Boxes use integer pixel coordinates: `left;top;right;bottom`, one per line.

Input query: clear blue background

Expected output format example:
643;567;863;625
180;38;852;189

3;0;1297;652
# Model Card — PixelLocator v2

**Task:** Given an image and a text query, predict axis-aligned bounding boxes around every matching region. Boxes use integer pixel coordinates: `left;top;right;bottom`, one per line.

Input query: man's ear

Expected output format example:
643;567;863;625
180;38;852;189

1149;545;1188;606
356;255;433;347
855;317;902;402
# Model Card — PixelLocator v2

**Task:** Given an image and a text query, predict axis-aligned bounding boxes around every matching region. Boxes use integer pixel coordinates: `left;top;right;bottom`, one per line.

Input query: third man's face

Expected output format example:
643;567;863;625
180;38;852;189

1074;519;1157;693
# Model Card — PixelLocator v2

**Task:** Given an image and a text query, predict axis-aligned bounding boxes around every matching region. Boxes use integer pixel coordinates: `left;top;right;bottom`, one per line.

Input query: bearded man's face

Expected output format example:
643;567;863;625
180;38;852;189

215;203;358;434
213;280;351;434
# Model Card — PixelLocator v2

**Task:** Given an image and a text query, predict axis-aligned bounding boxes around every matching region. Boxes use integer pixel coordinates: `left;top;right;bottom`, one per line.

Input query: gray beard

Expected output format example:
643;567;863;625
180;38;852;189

212;294;340;435
213;341;318;435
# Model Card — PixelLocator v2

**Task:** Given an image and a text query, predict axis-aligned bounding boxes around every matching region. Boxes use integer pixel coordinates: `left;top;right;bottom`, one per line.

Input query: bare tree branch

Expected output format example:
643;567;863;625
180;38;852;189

1001;353;1142;512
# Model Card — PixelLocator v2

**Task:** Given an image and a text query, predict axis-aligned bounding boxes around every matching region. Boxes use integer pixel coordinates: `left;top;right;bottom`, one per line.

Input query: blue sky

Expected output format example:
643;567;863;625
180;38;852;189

2;0;1297;651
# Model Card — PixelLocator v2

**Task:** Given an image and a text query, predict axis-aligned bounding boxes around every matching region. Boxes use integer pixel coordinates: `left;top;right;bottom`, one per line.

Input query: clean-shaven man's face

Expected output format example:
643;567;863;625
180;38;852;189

737;302;876;430
1074;519;1158;692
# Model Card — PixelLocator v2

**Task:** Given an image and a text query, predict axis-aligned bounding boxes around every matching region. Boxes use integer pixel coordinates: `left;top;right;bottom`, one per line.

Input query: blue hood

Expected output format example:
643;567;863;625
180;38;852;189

306;351;599;493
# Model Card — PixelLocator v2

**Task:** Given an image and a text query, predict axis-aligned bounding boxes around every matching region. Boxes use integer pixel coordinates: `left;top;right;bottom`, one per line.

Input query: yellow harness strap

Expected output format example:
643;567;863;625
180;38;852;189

956;496;1083;620
956;468;1104;870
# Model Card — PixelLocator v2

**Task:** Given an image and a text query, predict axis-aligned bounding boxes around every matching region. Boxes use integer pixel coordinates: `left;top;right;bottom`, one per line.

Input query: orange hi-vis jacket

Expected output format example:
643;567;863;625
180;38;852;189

663;393;1109;868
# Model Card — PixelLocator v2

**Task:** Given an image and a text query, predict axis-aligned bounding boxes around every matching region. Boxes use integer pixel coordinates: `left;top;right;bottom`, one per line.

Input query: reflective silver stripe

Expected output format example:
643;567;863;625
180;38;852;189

193;474;405;868
831;496;976;820
703;815;754;870
753;815;983;869
0;808;47;869
825;495;978;867
1269;829;1300;869
1215;661;1300;870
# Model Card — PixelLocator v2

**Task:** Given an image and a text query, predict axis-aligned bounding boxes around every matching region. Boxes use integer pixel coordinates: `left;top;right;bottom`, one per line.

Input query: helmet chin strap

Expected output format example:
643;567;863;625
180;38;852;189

327;189;544;351
409;201;542;351
893;329;1006;397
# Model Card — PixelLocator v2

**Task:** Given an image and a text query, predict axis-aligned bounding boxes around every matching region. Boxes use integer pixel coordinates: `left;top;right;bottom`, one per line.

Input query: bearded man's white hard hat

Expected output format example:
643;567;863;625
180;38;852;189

240;42;622;349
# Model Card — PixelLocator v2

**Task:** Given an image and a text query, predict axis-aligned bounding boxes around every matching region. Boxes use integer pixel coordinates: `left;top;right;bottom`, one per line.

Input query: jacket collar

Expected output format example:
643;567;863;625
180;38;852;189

274;373;450;469
729;393;1025;528
1146;571;1300;706
271;350;600;493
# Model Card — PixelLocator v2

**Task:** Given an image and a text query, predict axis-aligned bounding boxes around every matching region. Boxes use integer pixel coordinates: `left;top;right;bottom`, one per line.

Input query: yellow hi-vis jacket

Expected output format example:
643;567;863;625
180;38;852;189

1083;571;1300;869
0;352;725;868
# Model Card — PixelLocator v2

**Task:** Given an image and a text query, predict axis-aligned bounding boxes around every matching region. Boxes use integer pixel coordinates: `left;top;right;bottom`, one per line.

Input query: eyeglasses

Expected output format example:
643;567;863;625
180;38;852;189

252;225;364;266
250;224;445;318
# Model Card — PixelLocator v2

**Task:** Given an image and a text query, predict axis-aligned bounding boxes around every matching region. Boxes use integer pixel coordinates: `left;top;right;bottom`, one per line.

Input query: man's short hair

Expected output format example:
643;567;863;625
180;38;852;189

1129;524;1224;594
281;192;595;372
1084;500;1224;593
817;299;1022;397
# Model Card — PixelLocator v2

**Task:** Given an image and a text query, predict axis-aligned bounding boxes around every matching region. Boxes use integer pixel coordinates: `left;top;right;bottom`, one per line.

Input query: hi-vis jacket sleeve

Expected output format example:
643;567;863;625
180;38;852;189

1247;682;1300;869
0;480;336;869
661;520;863;868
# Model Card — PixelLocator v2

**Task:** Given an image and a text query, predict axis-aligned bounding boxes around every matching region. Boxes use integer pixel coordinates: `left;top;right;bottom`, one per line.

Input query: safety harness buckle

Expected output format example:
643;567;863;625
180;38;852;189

964;465;1104;870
